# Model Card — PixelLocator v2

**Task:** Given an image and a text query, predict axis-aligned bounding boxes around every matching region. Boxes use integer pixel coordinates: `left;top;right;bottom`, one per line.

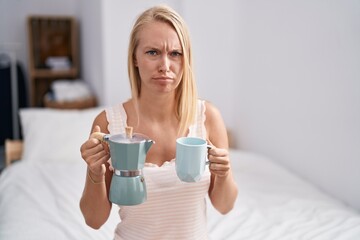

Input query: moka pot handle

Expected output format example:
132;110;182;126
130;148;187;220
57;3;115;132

90;132;109;142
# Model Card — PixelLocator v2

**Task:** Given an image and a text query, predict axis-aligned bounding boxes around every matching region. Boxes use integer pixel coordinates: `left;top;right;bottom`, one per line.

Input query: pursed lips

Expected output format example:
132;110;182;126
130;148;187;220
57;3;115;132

153;76;173;81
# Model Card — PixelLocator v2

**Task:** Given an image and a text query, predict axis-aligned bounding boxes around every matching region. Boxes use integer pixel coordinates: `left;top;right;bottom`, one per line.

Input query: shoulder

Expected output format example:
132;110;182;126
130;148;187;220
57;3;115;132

97;100;131;134
204;101;223;125
203;100;228;148
92;110;109;134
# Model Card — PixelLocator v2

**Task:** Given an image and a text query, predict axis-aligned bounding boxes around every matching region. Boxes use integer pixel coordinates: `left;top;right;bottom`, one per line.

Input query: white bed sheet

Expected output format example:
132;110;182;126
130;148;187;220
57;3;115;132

207;151;360;240
0;161;118;240
0;150;359;240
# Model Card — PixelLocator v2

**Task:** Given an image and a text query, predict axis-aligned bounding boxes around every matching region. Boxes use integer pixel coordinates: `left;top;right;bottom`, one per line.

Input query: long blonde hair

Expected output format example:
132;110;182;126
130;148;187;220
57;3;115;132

127;5;198;136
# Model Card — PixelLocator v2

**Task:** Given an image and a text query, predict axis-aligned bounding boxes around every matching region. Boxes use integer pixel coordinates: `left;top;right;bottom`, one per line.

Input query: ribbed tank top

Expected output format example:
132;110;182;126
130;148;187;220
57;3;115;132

105;100;210;240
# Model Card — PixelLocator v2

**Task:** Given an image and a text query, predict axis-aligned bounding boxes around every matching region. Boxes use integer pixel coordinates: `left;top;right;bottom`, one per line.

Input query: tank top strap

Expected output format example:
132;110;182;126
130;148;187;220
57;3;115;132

188;99;207;139
105;103;128;134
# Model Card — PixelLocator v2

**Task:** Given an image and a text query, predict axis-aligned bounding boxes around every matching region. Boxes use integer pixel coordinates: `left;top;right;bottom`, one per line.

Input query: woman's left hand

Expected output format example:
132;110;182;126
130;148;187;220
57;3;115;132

208;146;231;178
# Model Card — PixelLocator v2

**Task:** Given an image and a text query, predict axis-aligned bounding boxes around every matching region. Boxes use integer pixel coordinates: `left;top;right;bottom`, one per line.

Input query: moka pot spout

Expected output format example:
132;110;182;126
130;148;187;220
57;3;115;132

145;140;155;153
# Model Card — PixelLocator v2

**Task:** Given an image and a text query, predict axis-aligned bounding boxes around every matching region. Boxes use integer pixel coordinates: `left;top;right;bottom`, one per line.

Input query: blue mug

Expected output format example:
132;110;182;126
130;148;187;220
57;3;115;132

175;137;211;182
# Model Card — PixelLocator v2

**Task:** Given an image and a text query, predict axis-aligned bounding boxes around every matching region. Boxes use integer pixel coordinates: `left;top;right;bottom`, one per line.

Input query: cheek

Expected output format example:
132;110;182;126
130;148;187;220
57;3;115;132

137;61;155;81
137;66;147;81
137;57;155;70
172;60;183;73
175;64;183;79
140;64;154;79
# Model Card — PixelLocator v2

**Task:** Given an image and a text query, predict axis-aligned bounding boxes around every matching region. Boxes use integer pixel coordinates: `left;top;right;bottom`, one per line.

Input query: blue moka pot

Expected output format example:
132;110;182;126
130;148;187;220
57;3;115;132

98;132;154;206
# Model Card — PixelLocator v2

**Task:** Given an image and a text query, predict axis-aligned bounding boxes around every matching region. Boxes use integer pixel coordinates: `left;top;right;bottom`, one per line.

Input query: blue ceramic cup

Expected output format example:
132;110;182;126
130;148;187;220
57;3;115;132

176;137;210;182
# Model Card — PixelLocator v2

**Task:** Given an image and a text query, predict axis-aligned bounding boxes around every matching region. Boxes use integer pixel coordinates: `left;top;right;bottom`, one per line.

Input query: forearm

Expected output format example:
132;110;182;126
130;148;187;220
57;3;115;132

80;170;111;229
209;172;238;214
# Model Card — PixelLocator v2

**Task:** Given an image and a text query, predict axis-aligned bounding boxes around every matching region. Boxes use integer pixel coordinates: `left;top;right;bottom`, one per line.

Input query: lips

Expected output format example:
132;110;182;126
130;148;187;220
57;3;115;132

153;76;173;81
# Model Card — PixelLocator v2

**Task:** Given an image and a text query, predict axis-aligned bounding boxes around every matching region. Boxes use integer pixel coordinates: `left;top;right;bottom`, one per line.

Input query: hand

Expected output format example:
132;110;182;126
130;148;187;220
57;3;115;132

207;141;231;178
80;125;110;177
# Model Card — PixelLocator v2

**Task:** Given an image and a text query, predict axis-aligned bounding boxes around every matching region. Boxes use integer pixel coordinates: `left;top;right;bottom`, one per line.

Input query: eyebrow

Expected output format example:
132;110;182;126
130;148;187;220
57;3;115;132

142;44;182;50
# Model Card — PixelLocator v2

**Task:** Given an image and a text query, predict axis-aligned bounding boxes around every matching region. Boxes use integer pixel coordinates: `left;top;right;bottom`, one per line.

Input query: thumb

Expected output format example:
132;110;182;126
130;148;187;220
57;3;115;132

90;125;105;141
92;125;101;133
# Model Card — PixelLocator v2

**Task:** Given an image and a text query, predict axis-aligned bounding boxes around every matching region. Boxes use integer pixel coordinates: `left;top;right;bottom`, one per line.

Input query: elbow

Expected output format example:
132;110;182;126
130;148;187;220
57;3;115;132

217;203;235;215
211;197;236;215
79;200;106;230
84;218;104;230
82;210;106;229
212;187;238;215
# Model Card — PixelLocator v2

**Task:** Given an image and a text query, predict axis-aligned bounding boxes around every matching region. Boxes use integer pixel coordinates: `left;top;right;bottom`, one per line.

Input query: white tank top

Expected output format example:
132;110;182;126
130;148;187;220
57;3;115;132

105;100;210;240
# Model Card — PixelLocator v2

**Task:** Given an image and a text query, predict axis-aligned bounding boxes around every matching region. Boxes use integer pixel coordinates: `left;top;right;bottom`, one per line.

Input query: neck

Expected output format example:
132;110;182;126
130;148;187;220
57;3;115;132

136;93;177;122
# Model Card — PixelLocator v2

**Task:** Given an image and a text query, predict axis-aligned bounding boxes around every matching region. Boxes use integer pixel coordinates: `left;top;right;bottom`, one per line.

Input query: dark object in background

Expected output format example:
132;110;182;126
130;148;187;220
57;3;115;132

0;53;28;145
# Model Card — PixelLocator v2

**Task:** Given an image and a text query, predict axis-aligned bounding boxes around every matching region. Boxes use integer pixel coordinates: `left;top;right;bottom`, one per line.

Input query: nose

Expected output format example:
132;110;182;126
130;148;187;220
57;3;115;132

158;55;170;73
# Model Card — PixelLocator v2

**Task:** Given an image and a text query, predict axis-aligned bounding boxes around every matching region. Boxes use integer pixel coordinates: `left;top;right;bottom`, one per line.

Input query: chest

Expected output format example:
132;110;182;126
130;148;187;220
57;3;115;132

128;122;180;166
145;133;178;166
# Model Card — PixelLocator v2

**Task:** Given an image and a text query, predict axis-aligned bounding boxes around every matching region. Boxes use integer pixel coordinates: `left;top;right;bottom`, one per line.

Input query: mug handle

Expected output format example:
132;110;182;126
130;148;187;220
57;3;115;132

205;144;212;165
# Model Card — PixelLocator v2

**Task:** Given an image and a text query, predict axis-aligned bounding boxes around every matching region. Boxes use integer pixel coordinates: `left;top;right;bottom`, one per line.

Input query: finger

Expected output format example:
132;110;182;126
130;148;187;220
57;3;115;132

81;136;109;161
93;125;101;133
89;125;110;153
209;163;230;175
208;155;230;165
210;170;229;178
83;141;105;156
88;158;108;176
209;147;228;157
88;152;109;168
86;150;110;169
209;167;229;177
210;162;230;171
81;137;103;153
88;125;105;141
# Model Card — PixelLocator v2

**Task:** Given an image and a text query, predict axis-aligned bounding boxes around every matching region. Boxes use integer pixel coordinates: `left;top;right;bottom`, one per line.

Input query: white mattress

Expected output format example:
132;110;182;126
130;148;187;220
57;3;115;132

0;150;359;240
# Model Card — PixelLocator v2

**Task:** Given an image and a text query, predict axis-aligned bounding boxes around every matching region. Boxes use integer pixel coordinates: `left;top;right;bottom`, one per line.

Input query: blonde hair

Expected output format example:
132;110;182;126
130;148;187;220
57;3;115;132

127;5;198;136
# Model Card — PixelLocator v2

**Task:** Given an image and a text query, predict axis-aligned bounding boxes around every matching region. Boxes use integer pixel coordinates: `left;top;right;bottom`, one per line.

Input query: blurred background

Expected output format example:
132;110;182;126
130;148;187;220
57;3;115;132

0;0;359;212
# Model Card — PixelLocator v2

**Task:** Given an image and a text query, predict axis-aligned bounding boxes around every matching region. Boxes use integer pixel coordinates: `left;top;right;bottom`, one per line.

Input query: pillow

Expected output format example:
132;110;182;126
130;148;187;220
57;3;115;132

19;107;103;163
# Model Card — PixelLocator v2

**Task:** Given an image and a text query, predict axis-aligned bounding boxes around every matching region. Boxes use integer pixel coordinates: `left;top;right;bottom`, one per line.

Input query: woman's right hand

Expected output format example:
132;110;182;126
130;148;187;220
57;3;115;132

80;125;110;178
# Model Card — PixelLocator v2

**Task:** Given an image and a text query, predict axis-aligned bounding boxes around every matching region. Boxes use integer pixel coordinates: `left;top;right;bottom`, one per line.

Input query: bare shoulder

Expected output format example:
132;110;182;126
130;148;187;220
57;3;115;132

91;110;110;134
204;101;228;149
204;101;225;129
204;101;222;120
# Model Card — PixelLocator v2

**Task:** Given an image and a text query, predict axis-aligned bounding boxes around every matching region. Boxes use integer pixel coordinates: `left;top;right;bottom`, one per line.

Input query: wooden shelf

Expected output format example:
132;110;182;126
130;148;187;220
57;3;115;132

44;96;97;109
31;68;78;78
27;16;79;107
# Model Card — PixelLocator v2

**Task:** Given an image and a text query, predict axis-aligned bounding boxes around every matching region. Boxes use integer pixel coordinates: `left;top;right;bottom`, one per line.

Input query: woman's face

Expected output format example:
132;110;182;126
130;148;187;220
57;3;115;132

134;21;183;96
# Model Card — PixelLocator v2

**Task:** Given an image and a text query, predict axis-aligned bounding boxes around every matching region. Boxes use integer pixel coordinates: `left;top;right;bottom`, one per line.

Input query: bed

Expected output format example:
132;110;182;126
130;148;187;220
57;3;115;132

1;107;360;240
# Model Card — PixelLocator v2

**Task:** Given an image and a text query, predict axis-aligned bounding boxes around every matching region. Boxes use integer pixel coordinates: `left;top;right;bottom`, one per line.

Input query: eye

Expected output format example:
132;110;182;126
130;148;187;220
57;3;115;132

170;51;183;58
146;50;158;56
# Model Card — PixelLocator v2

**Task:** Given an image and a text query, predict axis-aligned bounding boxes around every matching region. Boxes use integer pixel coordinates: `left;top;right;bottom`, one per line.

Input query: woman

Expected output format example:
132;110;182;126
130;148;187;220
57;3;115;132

80;5;238;239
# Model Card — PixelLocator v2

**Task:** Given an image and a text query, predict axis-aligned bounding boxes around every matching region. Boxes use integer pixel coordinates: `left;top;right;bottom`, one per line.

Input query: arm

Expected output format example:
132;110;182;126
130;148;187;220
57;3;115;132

205;102;238;214
79;111;112;229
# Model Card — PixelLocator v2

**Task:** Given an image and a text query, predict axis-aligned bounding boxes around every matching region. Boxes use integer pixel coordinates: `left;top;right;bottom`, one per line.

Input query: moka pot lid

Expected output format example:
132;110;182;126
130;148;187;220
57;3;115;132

105;133;152;144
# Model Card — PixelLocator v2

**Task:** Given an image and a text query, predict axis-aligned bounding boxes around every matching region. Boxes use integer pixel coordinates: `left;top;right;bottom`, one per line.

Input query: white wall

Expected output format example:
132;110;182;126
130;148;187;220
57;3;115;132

77;0;103;103
233;0;360;210
182;0;237;131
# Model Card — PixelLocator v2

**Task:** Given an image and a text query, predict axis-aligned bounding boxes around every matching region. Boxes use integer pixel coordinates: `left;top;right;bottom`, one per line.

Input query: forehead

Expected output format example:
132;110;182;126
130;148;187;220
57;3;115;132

137;21;181;48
